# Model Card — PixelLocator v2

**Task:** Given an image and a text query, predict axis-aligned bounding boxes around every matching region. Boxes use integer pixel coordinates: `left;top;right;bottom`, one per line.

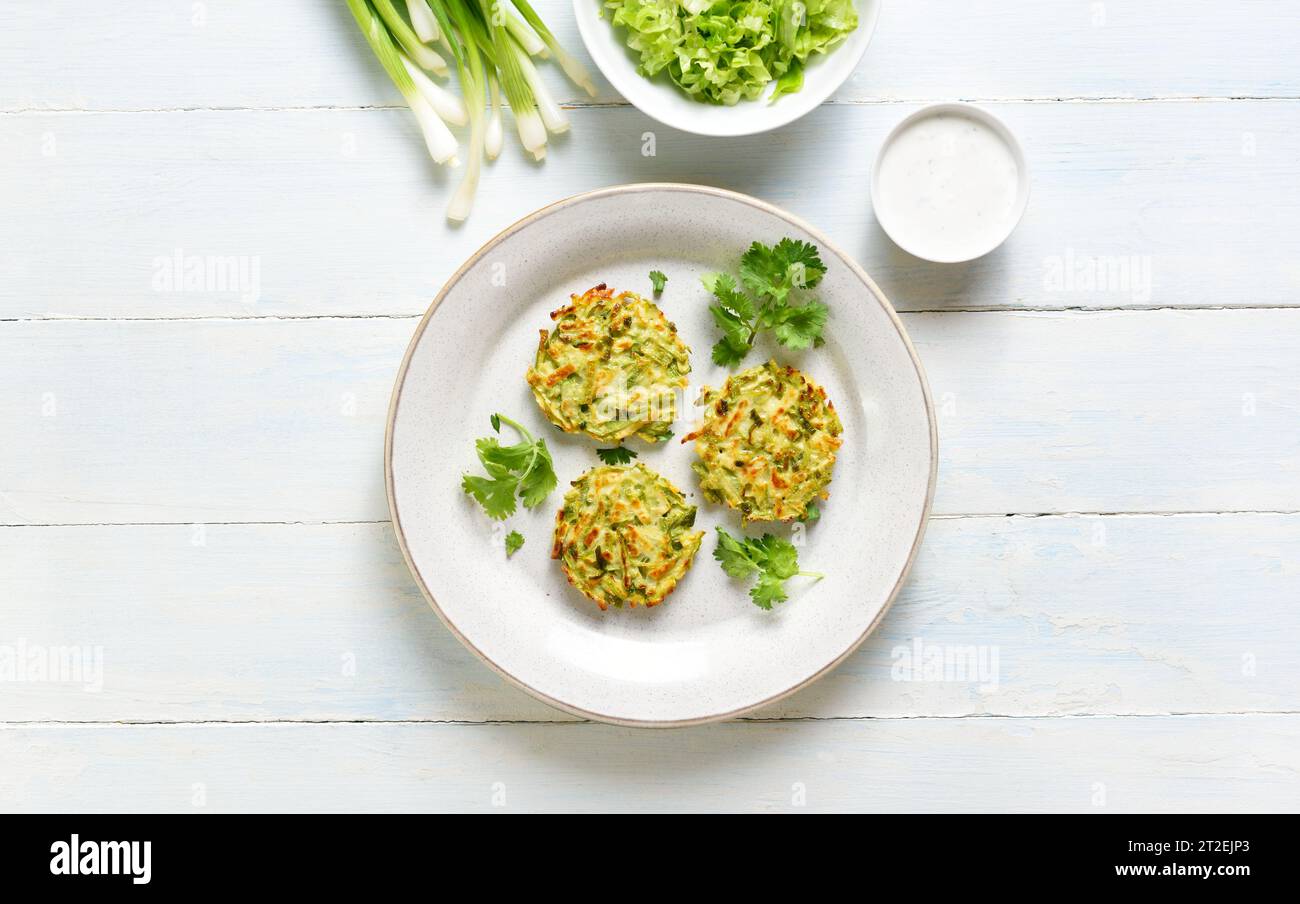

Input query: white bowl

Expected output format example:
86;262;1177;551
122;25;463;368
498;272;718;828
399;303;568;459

870;102;1031;263
573;0;881;137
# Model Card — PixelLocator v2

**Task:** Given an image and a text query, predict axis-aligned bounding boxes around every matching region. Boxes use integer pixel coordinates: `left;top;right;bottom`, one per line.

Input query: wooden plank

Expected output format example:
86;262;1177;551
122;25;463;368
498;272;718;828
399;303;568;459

0;318;407;525
3;715;1297;812
3;1;1297;111
0;522;574;724
2;310;1297;525
3;101;1297;319
913;309;1300;515
1;514;1294;723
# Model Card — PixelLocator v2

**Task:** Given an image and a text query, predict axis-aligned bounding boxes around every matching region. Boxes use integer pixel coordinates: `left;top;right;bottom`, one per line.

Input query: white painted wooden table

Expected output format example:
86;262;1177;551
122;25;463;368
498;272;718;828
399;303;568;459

3;1;1299;813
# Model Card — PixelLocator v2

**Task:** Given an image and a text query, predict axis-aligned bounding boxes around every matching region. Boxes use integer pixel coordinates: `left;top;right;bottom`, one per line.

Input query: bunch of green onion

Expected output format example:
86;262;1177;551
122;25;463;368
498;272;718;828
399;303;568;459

346;0;597;221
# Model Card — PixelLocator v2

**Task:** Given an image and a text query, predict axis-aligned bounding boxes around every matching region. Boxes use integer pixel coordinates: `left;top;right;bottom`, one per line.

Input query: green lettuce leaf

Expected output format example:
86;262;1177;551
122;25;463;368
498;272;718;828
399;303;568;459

603;0;858;106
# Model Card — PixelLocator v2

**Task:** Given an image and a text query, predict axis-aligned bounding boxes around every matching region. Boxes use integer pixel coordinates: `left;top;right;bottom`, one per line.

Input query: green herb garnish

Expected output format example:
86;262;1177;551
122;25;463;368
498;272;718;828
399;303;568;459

596;446;638;465
649;270;668;295
706;238;829;367
461;413;557;520
713;527;824;610
505;530;525;557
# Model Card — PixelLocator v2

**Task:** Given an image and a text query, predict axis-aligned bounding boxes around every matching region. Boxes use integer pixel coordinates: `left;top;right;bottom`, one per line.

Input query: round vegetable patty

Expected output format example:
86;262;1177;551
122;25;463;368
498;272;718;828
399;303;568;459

552;464;703;610
526;284;690;444
683;360;843;522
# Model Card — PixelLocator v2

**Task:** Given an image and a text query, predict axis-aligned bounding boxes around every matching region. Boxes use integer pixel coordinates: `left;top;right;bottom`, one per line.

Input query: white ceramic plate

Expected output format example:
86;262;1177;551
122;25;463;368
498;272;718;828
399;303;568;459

573;0;881;137
386;184;936;726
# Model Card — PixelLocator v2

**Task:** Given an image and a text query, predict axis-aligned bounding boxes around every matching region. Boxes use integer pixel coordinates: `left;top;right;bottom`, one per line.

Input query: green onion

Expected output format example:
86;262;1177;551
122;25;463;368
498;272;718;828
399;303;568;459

510;0;596;96
405;0;441;44
444;0;486;221
400;53;468;125
504;8;546;58
515;45;567;135
485;71;504;160
346;0;458;166
345;0;589;219
373;0;447;74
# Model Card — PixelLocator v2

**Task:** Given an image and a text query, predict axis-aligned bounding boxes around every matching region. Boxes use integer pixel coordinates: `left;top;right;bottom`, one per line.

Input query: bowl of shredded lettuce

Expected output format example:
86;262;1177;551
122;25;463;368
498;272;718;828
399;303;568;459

575;0;879;136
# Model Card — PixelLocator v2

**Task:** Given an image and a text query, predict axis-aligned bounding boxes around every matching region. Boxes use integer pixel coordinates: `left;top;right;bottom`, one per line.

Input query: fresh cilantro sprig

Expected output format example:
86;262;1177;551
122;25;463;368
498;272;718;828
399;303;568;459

705;238;829;367
648;269;668;295
713;527;824;610
504;530;525;557
461;413;558;520
595;446;638;465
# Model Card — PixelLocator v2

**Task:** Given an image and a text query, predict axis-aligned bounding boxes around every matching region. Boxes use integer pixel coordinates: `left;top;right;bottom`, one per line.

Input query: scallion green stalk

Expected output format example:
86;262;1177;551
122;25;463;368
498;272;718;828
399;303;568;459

444;2;487;221
476;0;546;159
514;44;567;135
405;0;441;43
401;53;468;126
509;0;596;95
485;72;504;160
347;0;590;218
420;0;460;62
346;0;459;166
504;9;546;57
373;0;448;75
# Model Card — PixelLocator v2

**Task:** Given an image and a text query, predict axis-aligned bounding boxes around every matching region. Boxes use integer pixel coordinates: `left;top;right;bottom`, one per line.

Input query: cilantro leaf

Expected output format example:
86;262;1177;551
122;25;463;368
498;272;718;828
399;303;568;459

596;446;638;466
713;527;823;610
461;473;519;520
713;527;761;578
517;439;557;509
704;238;831;368
475;436;530;473
771;300;829;350
709;302;752;349
738;241;787;300
750;572;789;610
749;533;799;579
705;272;755;320
462;414;558;520
505;530;525;557
649;270;667;295
711;336;748;368
771;237;826;289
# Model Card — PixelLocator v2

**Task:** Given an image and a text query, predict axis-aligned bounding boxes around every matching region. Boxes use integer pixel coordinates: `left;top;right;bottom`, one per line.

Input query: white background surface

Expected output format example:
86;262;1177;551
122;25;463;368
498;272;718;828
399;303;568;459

2;0;1298;812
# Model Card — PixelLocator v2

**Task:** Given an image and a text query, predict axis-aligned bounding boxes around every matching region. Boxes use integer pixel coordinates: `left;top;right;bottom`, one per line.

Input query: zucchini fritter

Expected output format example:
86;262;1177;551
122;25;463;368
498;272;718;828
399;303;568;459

683;360;843;523
552;464;703;610
526;284;690;444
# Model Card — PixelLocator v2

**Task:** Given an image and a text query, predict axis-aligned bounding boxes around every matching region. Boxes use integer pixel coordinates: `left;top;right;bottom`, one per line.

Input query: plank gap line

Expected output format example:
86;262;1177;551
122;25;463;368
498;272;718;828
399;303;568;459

3;95;1299;116
3;710;1298;729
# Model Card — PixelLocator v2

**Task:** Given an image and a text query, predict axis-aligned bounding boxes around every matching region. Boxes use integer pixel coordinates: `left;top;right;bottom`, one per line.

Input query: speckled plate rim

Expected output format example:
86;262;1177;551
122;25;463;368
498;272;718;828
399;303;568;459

384;183;939;728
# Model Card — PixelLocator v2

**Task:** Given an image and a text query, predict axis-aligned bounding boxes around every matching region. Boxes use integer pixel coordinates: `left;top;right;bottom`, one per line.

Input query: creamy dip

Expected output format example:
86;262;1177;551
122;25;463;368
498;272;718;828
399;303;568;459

874;111;1023;262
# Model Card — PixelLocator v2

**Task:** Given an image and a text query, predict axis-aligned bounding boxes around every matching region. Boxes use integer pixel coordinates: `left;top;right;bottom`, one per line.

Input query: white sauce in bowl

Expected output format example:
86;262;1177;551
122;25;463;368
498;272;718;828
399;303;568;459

873;106;1027;262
